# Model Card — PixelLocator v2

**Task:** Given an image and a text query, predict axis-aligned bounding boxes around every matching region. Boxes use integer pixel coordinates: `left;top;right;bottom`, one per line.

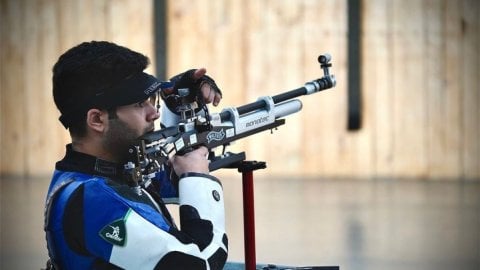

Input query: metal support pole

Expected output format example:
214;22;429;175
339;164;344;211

237;160;266;270
242;170;256;270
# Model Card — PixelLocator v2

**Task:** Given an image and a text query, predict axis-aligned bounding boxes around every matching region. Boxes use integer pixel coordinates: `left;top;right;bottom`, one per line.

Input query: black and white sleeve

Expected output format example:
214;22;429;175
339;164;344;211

155;173;228;269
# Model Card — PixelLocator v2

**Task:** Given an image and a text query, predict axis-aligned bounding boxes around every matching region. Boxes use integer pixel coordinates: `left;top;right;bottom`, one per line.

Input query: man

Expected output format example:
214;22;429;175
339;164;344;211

44;41;227;269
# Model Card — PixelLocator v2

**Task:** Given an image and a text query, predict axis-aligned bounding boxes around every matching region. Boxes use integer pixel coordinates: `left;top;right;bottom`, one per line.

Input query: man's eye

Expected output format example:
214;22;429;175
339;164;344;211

136;97;157;108
149;96;157;105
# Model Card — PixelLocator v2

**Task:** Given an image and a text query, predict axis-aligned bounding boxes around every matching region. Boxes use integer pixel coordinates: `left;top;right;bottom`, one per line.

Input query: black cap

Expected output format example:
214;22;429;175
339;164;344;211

59;72;171;129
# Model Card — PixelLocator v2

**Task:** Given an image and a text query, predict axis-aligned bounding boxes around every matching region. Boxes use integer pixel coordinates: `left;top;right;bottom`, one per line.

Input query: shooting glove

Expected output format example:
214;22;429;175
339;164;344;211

163;69;222;113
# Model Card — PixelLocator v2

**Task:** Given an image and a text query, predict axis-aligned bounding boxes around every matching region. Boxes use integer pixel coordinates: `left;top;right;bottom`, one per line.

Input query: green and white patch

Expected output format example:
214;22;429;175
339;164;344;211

99;217;127;246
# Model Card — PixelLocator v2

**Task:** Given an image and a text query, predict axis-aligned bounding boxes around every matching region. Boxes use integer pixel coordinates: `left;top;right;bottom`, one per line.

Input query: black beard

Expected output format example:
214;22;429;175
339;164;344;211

103;118;149;163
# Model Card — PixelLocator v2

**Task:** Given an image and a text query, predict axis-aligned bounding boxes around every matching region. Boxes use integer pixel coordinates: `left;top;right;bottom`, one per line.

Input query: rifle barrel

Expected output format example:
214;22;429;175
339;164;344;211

219;75;334;122
218;87;307;122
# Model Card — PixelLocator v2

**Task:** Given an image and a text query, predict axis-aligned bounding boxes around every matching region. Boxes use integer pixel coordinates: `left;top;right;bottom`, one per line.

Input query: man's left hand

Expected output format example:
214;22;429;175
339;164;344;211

168;68;223;107
192;68;222;106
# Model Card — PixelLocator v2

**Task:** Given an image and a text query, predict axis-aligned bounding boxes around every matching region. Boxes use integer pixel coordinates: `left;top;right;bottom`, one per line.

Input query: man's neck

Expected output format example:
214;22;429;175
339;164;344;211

71;138;116;163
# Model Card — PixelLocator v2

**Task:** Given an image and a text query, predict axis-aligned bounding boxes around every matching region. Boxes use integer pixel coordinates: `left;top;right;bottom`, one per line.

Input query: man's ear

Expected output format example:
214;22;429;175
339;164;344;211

86;108;108;133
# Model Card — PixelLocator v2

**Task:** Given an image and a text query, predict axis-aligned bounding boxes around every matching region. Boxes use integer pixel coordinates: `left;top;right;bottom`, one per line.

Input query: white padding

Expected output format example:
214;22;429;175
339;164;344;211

178;176;225;232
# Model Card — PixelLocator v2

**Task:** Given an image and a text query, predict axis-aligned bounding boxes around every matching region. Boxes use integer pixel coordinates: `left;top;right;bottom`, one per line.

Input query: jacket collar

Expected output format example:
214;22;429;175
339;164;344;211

56;144;124;179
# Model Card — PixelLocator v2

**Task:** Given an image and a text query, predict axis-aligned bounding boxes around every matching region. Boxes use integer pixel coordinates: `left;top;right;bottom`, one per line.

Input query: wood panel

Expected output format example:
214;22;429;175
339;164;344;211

1;0;27;175
461;0;480;179
0;0;155;176
166;0;249;171
391;0;428;177
364;0;395;177
245;0;310;174
300;0;350;177
166;0;479;179
1;0;479;179
424;0;463;179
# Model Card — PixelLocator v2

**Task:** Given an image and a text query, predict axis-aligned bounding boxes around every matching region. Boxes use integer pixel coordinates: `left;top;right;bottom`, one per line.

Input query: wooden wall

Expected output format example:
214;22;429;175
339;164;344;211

1;0;479;180
0;0;156;176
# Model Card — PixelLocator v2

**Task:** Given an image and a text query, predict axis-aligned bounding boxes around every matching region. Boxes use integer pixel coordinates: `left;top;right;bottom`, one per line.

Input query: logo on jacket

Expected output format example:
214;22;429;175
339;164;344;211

99;219;126;246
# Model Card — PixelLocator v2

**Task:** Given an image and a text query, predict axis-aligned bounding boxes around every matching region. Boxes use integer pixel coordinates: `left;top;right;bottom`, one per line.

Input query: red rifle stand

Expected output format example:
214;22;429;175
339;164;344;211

225;157;340;270
234;160;266;270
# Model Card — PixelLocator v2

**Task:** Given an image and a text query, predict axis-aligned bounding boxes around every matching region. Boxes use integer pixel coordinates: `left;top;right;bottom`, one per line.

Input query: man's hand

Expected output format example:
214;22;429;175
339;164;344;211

192;68;222;106
167;68;223;107
170;146;210;176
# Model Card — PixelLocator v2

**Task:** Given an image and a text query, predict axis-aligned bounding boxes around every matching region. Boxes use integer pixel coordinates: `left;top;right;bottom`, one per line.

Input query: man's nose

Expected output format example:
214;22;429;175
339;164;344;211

147;103;160;122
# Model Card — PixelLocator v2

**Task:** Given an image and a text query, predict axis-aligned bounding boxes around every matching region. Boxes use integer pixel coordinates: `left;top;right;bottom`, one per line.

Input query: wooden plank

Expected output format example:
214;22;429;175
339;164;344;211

167;0;210;72
192;0;246;112
54;0;82;155
43;0;69;176
435;0;463;179
202;0;248;176
248;0;306;174
1;0;28;175
363;0;394;178
73;0;96;39
23;0;59;176
56;0;77;51
423;0;465;180
301;0;329;176
391;0;428;178
241;0;269;168
301;0;350;177
241;0;266;116
19;0;156;175
233;0;273;172
328;0;351;177
461;0;480;179
424;0;448;179
166;0;249;179
109;0;155;72
52;0;88;167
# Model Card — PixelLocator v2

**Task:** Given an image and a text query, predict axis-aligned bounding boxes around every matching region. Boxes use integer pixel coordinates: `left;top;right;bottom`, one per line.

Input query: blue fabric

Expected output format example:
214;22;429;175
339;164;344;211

156;169;178;200
45;170;173;269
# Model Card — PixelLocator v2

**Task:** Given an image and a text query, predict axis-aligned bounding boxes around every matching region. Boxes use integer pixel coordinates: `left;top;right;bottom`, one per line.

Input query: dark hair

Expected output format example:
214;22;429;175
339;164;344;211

52;41;150;136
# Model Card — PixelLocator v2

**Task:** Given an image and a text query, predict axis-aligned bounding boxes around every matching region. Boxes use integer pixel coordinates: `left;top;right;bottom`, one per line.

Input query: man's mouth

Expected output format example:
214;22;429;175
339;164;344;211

143;126;155;135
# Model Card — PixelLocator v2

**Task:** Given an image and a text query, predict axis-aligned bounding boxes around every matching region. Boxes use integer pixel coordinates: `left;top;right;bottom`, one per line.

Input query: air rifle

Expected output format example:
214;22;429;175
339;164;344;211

124;54;336;187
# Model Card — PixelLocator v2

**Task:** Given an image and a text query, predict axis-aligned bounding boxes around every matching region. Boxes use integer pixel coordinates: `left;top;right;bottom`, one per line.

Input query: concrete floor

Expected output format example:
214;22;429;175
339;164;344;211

1;175;479;270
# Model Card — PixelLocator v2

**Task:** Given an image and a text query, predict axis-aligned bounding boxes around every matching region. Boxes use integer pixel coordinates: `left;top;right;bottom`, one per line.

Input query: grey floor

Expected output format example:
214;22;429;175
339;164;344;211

1;175;479;270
